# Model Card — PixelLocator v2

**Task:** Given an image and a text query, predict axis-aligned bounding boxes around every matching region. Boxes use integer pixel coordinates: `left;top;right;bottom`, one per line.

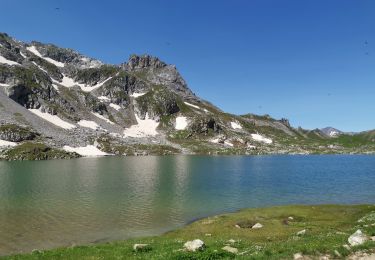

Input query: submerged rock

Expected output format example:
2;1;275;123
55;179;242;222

183;239;205;252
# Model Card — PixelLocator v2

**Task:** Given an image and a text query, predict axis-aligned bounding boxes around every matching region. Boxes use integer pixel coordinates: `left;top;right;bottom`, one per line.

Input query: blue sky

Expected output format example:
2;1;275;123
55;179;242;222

1;0;374;132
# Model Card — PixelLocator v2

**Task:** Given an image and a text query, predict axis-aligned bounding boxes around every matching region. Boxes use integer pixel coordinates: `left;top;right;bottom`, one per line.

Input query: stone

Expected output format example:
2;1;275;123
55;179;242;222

222;246;238;254
343;244;351;250
183;239;205;252
235;224;241;229
294;253;304;259
133;244;150;251
297;229;306;236
371;236;375;241
288;216;294;220
204;233;212;237
227;239;236;244
252;223;263;229
348;230;368;246
334;250;342;257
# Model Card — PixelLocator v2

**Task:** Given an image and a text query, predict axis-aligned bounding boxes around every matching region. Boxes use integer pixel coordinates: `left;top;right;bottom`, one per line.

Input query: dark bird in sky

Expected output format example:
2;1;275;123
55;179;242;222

365;40;368;45
55;7;60;10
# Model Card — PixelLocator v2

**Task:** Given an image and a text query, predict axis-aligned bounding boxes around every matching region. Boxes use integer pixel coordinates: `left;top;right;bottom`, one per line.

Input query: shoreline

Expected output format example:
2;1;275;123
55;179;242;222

1;151;375;162
2;204;375;259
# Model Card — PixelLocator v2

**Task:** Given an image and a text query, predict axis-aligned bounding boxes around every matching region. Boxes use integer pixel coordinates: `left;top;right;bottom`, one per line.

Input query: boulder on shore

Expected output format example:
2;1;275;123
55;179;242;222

184;239;205;252
348;230;368;246
252;223;263;229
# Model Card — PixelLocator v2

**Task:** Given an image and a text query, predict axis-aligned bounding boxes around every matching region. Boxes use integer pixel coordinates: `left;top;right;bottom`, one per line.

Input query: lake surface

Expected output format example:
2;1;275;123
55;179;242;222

0;155;375;255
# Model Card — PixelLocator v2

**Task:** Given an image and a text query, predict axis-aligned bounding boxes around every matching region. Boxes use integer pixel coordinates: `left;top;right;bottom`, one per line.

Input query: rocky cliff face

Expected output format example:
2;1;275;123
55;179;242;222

0;32;374;160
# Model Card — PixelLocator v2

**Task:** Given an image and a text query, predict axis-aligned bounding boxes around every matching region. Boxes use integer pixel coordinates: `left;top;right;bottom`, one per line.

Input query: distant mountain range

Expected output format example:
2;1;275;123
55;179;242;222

0;32;374;160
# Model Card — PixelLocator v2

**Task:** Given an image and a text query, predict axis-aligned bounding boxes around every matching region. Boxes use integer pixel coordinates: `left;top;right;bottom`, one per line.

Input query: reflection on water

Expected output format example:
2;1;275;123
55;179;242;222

0;155;375;255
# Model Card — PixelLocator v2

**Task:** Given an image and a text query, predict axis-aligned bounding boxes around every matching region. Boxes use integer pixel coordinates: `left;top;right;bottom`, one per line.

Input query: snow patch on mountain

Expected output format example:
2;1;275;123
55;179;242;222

98;96;110;101
52;84;59;91
63;145;110;157
224;140;234;147
251;133;273;144
77;120;100;130
91;112;114;125
27;46;65;67
29;109;76;129
52;75;112;92
184;102;200;110
32;62;48;74
0;55;20;66
109;103;121;111
175;116;188;130
0;139;18;147
81;77;113;92
130;92;146;98
231;121;242;129
123;114;159;137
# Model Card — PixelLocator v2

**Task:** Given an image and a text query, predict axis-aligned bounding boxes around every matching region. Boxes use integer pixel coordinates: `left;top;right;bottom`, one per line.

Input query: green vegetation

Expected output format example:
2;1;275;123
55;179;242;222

136;86;180;118
0;124;38;142
75;65;118;85
3;205;375;259
0;65;51;91
29;54;62;79
2;142;80;161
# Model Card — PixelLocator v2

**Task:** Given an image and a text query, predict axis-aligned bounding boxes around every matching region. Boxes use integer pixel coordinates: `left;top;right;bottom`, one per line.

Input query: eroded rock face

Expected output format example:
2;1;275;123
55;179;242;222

183;239;205;252
189;118;222;135
122;54;195;99
125;55;166;71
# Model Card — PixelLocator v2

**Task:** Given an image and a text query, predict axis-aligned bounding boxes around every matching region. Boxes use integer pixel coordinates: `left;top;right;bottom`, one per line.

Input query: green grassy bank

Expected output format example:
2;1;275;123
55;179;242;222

3;205;375;259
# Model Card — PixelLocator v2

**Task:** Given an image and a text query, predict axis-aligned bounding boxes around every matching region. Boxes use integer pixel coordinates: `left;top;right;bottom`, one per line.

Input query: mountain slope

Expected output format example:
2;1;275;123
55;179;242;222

320;127;343;137
0;32;374;160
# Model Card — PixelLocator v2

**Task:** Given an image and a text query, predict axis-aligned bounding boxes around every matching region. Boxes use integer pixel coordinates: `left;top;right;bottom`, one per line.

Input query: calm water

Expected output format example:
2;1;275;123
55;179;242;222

0;155;375;255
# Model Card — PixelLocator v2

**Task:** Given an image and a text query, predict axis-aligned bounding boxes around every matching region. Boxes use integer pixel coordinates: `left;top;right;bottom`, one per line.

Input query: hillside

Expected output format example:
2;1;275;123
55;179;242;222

0;32;375;160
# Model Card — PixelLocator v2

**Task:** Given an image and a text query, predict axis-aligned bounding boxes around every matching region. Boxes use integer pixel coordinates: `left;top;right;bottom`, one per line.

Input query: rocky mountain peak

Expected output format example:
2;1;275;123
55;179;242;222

124;54;166;71
320;127;342;137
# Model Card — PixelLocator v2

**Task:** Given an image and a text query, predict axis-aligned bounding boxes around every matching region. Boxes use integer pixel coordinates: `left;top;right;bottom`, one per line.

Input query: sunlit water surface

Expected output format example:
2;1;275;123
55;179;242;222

0;155;375;255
